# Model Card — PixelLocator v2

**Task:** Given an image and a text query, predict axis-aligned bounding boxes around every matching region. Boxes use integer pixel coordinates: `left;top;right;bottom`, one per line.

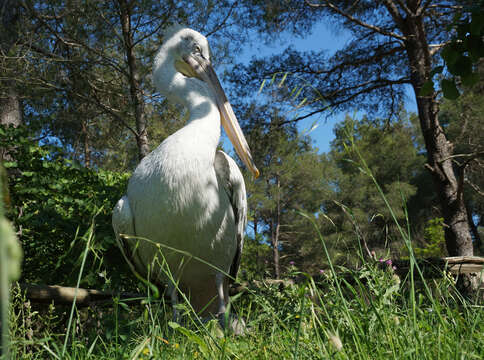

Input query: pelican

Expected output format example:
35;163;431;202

112;25;259;326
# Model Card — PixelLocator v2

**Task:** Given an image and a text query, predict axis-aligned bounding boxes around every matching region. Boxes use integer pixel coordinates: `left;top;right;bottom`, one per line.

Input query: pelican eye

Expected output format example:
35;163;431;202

194;44;202;54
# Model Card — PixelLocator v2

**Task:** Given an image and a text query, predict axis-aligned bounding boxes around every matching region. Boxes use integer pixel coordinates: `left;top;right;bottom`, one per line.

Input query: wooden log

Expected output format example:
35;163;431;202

447;263;484;274
17;283;143;307
442;256;484;265
391;256;484;275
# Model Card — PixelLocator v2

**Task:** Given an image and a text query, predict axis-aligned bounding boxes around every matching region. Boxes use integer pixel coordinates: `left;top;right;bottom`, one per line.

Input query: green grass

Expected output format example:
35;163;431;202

4;247;484;359
3;206;484;359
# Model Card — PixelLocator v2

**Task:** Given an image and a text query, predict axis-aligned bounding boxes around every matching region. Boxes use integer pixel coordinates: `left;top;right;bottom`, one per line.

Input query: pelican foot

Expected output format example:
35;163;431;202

217;313;247;336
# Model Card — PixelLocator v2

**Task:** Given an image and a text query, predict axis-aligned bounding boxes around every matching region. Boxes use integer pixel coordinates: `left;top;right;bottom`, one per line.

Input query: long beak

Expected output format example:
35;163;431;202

183;54;259;178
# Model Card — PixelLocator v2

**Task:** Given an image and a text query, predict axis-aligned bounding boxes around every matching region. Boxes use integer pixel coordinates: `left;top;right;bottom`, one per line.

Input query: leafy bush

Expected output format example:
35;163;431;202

1;125;132;289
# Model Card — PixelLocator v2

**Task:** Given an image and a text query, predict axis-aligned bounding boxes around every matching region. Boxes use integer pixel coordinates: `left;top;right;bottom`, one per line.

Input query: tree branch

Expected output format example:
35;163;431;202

381;0;405;29
305;0;407;41
429;42;449;56
465;179;484;198
394;0;413;17
205;1;238;37
277;76;409;125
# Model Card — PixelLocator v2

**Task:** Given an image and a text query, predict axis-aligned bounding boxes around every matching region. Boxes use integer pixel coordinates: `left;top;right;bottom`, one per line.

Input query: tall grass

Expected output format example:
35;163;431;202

6;260;483;359
4;221;484;359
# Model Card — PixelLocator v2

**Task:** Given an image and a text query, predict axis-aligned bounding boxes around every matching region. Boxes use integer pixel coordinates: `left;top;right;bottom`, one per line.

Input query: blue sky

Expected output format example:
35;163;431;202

226;21;418;154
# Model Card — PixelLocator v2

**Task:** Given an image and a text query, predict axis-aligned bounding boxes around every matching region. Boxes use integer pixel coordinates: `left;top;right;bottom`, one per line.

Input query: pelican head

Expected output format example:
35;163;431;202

153;25;259;178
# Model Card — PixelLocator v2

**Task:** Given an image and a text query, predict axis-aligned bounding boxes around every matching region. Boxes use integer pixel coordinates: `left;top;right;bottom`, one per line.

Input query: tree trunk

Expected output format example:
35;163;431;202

82;120;91;168
0;88;22;163
271;219;281;279
0;0;22;129
0;89;22;128
399;10;473;259
271;176;282;279
118;0;150;161
253;216;260;272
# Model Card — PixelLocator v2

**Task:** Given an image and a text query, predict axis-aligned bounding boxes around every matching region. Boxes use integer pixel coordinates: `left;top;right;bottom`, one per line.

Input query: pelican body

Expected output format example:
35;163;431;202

112;26;258;321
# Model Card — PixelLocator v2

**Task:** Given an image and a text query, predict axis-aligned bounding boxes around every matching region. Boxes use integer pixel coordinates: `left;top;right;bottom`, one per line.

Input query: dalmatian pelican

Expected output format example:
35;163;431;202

112;25;259;326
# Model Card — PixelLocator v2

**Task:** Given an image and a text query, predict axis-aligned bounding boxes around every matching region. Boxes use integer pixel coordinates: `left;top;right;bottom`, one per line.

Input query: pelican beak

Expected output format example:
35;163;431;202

183;54;260;178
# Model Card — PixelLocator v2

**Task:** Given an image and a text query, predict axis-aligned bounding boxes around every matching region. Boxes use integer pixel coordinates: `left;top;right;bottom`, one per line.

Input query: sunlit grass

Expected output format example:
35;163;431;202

5;241;484;359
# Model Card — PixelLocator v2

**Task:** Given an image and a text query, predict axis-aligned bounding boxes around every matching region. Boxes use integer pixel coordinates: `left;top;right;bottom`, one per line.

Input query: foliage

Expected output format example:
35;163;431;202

1;124;132;289
239;103;329;277
230;1;454;118
240;108;442;276
439;62;484;254
438;1;484;99
2;0;249;170
412;218;446;258
239;235;272;280
314;114;428;266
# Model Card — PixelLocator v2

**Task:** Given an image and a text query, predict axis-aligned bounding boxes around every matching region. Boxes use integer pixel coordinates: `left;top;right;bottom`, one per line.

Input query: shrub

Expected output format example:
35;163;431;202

1;125;132;289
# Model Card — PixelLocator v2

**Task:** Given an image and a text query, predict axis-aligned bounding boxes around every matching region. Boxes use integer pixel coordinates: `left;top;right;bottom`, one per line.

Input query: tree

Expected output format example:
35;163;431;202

232;0;480;261
240;103;329;278
2;1;245;169
439;61;484;253
312;113;433;268
15;0;178;166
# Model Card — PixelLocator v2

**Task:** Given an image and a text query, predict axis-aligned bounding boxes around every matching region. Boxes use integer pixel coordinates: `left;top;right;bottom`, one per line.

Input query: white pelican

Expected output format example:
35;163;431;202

112;25;259;326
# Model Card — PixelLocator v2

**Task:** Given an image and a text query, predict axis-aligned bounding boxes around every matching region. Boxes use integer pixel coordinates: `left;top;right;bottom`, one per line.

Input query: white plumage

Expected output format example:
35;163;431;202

112;25;258;322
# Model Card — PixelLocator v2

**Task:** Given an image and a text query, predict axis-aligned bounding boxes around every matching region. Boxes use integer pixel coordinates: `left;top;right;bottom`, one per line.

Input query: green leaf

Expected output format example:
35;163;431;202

461;72;480;87
258;78;267;94
3;161;17;168
118;301;130;311
441;79;460;100
296;97;307;108
269;73;277;86
470;13;484;35
419;81;434;96
441;45;459;66
278;72;288;88
467;35;484;60
449;55;472;76
169;322;209;356
168;321;180;329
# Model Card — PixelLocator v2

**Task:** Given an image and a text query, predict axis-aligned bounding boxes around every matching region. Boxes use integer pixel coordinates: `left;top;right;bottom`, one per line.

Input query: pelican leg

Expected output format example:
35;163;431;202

215;272;227;327
168;282;179;323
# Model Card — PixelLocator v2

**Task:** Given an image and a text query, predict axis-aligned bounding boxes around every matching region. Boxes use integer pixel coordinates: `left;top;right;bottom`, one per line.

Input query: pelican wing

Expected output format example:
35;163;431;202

215;150;247;282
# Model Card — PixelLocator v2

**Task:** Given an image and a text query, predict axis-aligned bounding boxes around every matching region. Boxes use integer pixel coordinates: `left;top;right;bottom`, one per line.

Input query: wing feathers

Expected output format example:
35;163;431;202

214;150;247;281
